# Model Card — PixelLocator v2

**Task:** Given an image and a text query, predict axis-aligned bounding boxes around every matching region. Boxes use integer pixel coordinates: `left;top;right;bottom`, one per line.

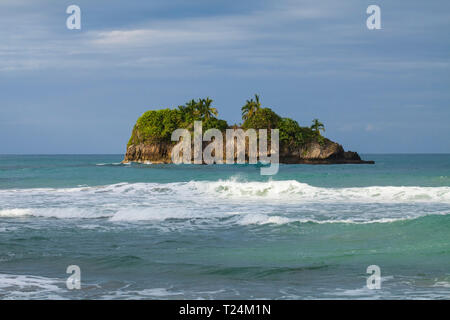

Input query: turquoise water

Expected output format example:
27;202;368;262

0;154;449;299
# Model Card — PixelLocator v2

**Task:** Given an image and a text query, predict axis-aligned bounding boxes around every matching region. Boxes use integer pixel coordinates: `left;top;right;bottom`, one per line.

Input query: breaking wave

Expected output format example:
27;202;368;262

189;179;450;202
0;179;449;225
1;179;449;202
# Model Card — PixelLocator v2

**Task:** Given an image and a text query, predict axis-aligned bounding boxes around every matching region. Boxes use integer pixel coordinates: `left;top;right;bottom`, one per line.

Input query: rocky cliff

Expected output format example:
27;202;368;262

123;138;374;164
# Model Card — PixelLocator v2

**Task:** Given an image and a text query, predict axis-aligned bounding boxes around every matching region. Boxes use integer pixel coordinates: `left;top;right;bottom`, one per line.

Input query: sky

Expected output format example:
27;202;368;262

0;0;449;154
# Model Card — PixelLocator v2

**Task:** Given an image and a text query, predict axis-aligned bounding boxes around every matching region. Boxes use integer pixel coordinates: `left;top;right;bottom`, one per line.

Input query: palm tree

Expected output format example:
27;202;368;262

241;94;262;121
180;99;199;118
310;119;325;135
197;97;218;120
253;94;261;108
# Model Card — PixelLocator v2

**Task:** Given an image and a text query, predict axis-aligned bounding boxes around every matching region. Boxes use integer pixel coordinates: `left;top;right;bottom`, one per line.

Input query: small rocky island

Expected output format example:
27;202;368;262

124;95;374;165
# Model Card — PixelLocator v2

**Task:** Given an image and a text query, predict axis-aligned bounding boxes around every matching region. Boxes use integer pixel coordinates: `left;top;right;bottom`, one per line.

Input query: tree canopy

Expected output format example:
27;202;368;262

128;95;326;148
241;94;261;121
310;118;325;135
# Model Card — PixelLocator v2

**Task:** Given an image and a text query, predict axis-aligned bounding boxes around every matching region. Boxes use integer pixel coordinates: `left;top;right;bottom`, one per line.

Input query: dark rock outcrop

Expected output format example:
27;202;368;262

123;138;374;164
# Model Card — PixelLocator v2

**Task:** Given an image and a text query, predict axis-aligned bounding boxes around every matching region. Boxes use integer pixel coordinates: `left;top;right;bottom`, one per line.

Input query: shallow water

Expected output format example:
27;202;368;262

0;154;449;299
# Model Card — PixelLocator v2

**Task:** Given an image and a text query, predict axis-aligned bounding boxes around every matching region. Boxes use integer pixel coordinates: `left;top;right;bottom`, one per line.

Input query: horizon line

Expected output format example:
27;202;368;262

1;153;450;156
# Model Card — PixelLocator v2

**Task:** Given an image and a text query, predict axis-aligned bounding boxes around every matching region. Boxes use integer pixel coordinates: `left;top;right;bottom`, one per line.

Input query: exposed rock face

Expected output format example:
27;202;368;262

123;138;374;164
278;139;373;164
124;143;172;163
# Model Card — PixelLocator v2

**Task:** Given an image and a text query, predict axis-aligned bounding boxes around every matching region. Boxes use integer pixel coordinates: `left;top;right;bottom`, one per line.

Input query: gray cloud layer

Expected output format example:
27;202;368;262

0;0;449;153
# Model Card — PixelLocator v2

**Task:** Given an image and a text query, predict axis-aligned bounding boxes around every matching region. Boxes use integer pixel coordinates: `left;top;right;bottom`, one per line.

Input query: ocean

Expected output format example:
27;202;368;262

0;154;449;299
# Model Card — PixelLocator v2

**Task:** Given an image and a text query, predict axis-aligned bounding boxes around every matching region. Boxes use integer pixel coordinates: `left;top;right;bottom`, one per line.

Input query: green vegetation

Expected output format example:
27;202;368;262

128;94;325;148
241;94;324;147
311;118;325;135
241;94;261;121
242;107;280;130
128;108;183;145
278;117;304;146
310;118;325;144
128;98;227;146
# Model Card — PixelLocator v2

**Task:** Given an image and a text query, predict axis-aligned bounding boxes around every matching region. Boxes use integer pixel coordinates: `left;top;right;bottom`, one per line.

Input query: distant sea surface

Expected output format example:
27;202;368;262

0;154;449;299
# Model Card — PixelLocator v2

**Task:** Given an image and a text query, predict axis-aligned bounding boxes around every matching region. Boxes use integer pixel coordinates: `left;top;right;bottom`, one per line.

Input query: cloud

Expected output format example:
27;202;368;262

90;27;245;47
0;0;449;79
1;0;449;153
0;0;354;73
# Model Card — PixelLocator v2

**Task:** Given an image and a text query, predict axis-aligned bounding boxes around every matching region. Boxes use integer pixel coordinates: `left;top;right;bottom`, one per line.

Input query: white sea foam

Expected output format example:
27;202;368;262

109;207;214;222
96;162;123;166
0;206;445;226
0;179;448;225
100;287;183;299
0;208;111;219
0;209;32;217
2;179;449;203
0;273;65;299
188;179;450;203
433;282;450;288
237;214;293;225
236;215;413;226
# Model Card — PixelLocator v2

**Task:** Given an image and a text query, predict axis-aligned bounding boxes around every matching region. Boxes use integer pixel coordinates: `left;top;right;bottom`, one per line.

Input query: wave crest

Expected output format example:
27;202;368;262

189;179;450;203
1;179;449;225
